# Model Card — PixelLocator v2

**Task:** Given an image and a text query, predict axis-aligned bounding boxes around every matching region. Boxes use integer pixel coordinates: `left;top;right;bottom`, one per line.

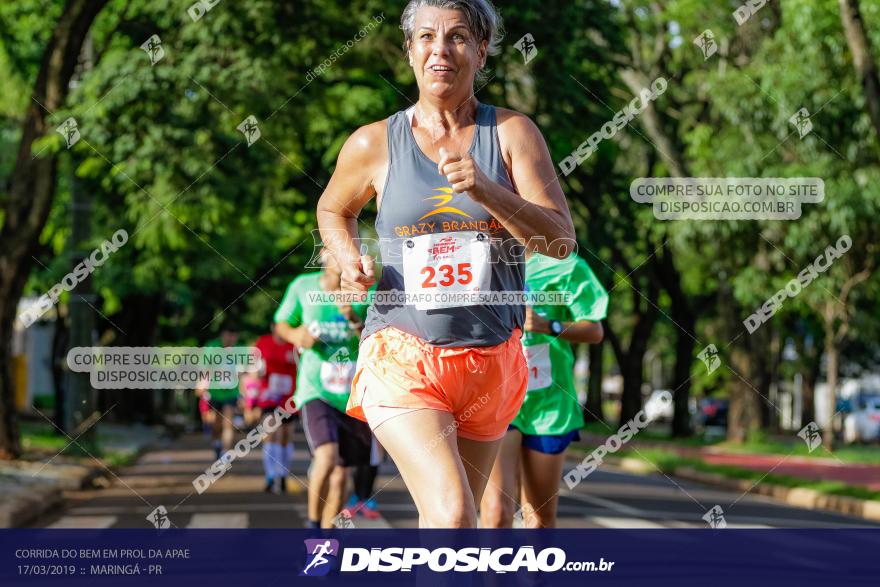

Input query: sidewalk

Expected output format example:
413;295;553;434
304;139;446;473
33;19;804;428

580;433;880;491
0;423;164;528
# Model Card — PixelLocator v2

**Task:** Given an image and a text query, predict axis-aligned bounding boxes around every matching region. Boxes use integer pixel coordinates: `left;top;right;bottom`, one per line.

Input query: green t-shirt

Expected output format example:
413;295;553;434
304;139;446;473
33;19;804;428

274;272;368;413
203;338;239;402
511;253;609;436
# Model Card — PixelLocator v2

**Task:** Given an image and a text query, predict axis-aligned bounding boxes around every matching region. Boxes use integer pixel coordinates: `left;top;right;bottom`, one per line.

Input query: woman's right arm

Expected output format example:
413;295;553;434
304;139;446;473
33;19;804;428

316;121;387;296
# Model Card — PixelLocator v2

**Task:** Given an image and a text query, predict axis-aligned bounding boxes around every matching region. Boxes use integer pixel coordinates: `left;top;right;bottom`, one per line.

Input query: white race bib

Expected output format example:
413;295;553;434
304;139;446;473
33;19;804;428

523;343;552;391
402;232;491;311
320;361;355;394
266;373;293;400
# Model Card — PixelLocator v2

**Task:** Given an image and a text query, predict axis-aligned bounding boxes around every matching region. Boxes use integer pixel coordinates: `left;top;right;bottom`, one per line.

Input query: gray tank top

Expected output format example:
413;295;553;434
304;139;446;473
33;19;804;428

362;102;525;347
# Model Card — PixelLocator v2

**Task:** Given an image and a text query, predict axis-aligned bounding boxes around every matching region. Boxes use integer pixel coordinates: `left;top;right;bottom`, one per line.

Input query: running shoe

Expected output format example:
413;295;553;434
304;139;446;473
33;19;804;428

360;498;381;520
279;477;287;494
340;495;362;518
264;477;274;493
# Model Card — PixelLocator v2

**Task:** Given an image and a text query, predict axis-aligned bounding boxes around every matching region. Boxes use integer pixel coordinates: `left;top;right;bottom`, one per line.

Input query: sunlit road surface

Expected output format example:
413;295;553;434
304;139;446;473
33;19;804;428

29;430;879;530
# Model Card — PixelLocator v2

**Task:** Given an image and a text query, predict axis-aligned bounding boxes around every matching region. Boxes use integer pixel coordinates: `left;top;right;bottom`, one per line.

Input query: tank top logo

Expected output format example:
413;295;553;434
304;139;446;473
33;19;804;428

419;187;472;221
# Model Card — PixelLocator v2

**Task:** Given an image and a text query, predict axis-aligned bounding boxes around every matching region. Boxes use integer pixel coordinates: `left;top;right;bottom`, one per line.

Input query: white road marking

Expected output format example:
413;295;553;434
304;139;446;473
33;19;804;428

48;515;117;529
186;513;248;528
589;516;666;529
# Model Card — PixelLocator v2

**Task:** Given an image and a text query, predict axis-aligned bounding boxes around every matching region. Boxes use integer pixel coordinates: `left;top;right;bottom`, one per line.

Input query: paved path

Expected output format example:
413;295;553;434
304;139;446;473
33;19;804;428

29;430;880;529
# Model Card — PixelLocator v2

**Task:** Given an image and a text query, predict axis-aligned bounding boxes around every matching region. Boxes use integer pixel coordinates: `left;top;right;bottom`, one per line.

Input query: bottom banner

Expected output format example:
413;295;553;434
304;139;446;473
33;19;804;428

2;529;877;586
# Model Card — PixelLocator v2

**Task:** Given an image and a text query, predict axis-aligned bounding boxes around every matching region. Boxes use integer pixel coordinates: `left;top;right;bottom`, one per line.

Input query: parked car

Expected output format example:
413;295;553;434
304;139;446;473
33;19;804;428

843;397;880;444
700;398;729;429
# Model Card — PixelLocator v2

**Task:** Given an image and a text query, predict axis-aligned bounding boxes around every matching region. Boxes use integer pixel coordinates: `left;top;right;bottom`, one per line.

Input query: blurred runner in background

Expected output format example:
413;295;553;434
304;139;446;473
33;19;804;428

196;324;242;461
275;252;372;528
481;252;608;528
253;323;299;494
341;437;385;520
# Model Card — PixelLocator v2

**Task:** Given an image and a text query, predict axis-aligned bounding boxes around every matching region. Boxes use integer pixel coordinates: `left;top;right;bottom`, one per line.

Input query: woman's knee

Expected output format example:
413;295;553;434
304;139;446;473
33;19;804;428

423;496;476;528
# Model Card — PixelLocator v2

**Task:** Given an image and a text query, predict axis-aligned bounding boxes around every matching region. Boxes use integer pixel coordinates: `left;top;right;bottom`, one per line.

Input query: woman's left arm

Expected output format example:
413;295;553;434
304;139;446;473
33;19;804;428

437;111;576;259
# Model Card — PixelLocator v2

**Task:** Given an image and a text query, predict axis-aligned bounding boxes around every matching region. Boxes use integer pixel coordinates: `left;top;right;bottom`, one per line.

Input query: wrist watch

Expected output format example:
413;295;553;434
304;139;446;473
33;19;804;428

549;320;563;336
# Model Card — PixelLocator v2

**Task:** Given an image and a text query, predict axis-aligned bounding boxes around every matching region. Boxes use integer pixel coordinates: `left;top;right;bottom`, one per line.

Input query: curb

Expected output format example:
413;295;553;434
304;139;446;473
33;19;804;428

0;462;102;529
0;479;62;528
671;466;880;522
569;452;880;522
0;428;167;528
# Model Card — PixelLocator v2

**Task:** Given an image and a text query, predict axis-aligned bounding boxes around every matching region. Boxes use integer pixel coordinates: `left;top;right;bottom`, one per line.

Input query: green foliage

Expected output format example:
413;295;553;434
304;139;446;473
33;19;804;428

0;0;877;407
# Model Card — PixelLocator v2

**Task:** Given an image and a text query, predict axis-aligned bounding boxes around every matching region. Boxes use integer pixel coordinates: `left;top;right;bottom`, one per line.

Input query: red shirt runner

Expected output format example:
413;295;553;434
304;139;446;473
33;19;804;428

254;334;298;411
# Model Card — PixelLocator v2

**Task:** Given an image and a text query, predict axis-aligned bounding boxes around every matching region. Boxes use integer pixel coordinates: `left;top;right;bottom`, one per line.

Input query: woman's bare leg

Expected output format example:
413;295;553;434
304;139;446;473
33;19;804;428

457;435;505;510
372;409;477;528
479;428;522;528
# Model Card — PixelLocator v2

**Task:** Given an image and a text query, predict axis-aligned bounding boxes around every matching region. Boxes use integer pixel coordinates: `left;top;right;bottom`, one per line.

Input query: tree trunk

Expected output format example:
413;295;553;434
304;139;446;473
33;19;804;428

718;282;764;443
584;338;605;423
823;321;839;450
670;313;696;437
606;283;660;427
654;249;697;437
839;0;880;142
0;0;109;459
98;292;163;423
800;337;820;426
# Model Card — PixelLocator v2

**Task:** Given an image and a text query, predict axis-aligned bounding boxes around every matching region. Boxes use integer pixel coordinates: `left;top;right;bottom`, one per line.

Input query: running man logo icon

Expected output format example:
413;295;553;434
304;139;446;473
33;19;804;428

140;34;165;66
797;421;822;452
515;33;538;64
237;115;261;146
697;344;721;374
56;118;80;149
300;539;340;577
693;29;717;60
702;505;727;529
146;505;171;529
789;108;813;139
418;188;473;221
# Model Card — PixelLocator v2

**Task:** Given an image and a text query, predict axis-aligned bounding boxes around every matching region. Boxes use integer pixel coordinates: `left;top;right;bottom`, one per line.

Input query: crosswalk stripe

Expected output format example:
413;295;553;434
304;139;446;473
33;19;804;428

725;523;774;529
559;489;648;517
349;517;392;529
186;513;248;528
48;515;117;529
589;516;666;529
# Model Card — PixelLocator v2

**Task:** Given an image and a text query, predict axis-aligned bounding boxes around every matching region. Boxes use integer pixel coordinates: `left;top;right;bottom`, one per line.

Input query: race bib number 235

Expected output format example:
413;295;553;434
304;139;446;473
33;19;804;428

402;232;491;311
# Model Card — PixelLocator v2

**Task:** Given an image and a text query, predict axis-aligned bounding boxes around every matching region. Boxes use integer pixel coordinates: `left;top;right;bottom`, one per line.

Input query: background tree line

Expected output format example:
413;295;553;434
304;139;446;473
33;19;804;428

1;0;877;457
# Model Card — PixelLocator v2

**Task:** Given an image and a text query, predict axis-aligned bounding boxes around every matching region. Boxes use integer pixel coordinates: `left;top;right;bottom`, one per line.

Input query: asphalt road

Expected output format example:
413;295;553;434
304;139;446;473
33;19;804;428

28;428;879;530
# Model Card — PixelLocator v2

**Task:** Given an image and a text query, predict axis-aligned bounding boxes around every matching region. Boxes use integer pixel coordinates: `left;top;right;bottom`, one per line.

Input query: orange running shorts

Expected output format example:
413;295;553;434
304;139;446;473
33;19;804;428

346;326;527;442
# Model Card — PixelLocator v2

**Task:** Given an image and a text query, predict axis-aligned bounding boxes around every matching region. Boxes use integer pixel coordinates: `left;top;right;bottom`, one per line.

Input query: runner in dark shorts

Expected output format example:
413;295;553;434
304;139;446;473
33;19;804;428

274;252;372;528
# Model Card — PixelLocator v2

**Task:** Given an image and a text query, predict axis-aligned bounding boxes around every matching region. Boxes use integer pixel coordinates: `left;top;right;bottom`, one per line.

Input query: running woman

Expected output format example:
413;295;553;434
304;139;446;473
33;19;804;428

480;252;608;528
316;0;576;528
274;253;372;528
196;325;241;461
253;323;299;494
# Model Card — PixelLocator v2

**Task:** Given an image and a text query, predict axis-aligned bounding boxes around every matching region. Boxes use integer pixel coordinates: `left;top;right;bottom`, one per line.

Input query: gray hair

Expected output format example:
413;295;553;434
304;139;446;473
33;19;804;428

401;0;504;66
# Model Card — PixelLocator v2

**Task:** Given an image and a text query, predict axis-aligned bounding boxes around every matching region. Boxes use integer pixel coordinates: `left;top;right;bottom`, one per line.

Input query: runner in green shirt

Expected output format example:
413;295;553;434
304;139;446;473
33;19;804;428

481;252;608;528
195;326;242;461
274;251;373;529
